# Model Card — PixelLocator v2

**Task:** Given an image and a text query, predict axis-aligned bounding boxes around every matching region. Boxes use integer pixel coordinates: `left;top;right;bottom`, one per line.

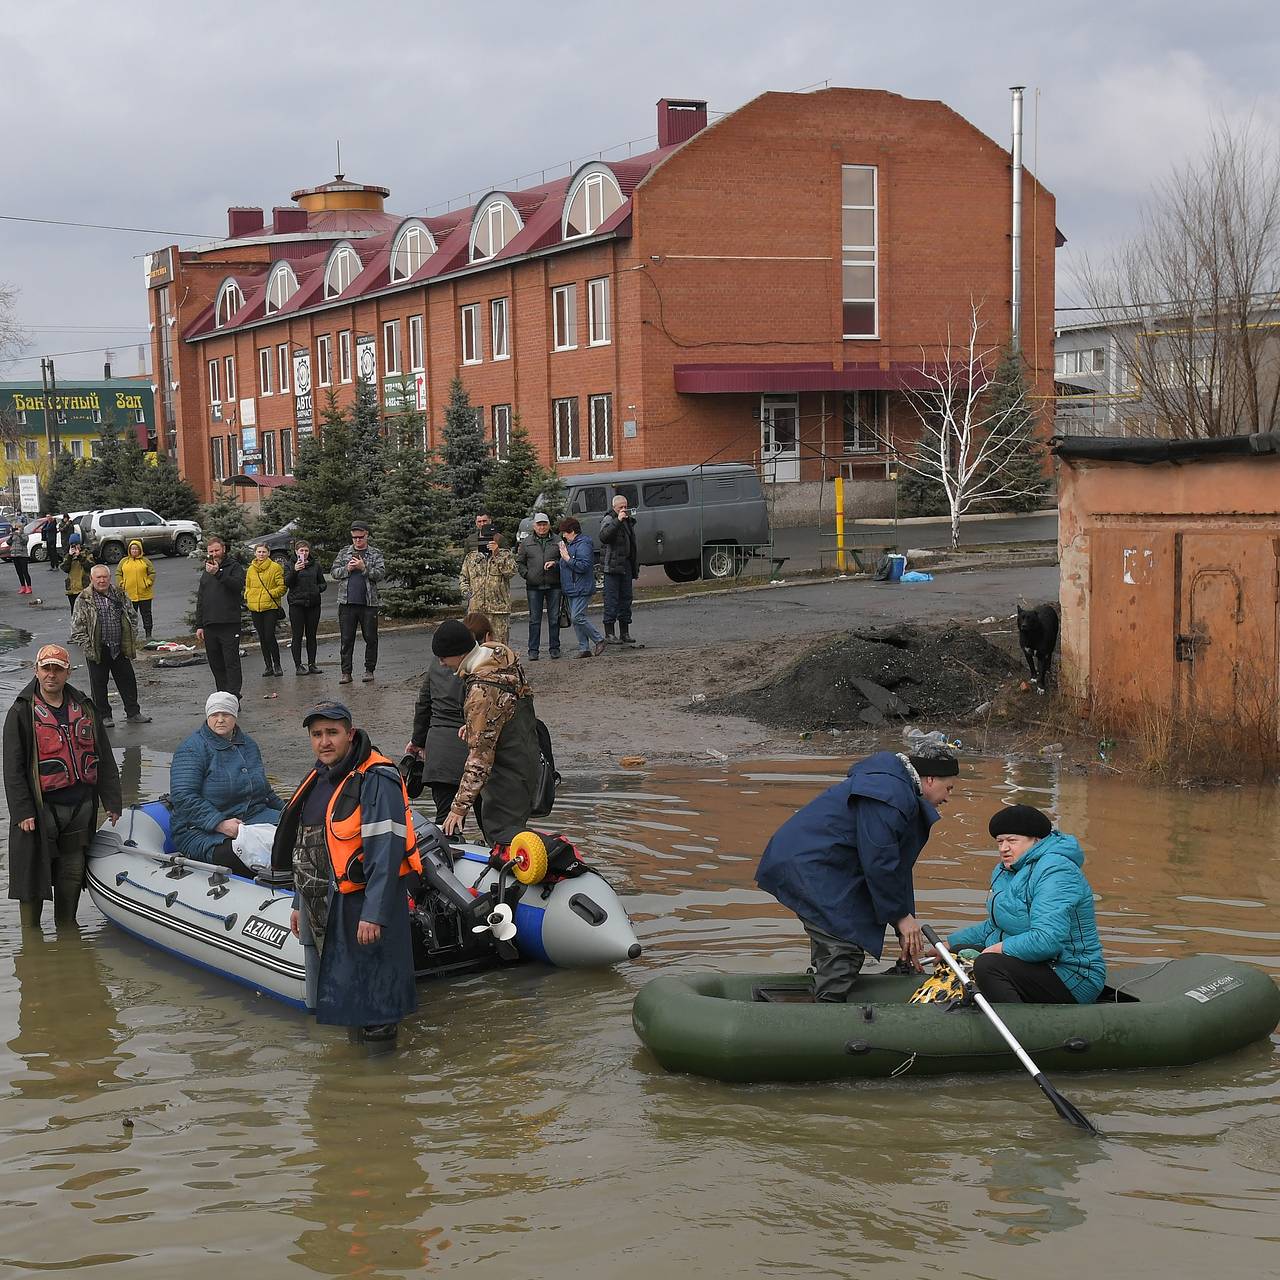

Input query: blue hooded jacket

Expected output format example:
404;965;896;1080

756;752;940;956
949;831;1105;1003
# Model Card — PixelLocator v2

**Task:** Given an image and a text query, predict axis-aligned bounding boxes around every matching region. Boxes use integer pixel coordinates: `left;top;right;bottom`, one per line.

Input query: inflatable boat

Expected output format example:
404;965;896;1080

632;960;1280;1083
86;803;640;1011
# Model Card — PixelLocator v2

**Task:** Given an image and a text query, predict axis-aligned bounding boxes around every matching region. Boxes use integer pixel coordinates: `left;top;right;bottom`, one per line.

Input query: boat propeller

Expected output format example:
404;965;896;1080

473;902;517;943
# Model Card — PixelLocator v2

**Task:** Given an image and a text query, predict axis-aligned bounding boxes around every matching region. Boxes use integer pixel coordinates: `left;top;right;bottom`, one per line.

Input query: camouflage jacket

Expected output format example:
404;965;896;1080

459;547;517;617
450;642;531;820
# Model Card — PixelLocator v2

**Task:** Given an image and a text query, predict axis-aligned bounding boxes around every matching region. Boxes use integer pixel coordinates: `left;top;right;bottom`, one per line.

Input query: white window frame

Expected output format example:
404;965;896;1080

841;164;879;340
493;403;511;460
317;334;332;387
211;436;225;482
383;320;402;375
562;166;624;239
25;438;39;460
469;196;523;263
408;315;424;372
55;409;67;426
553;397;580;461
214;279;244;328
3;441;17;462
224;355;237;401
490;297;509;360
134;406;146;425
588;277;611;346
70;439;84;460
390;221;437;282
91;408;103;424
323;244;360;299
552;285;577;351
589;392;614;460
261;430;277;476
14;409;25;426
338;330;353;383
265;263;298;314
277;343;290;393
208;358;221;407
258;348;272;396
281;428;294;475
461;304;481;364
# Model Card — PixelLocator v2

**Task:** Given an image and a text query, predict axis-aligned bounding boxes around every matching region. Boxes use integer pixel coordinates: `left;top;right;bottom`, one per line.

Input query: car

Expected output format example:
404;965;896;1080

23;517;52;561
241;520;299;566
82;507;202;563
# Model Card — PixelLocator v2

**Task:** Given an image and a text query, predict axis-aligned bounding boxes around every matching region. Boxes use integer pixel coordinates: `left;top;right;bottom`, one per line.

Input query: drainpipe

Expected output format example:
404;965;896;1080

1010;85;1025;352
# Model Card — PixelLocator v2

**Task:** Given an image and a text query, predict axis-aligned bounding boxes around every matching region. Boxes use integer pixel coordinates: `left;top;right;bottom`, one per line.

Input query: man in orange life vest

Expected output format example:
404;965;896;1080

4;643;121;928
273;701;421;1049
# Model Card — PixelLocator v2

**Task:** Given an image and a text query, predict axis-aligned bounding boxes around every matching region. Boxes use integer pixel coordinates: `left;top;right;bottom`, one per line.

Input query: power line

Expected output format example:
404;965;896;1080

0;344;149;366
0;213;214;238
24;324;149;333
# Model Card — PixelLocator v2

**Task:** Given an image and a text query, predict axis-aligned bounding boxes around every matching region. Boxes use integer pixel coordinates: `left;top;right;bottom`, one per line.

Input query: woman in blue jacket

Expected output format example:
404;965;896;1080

557;517;606;658
170;691;284;876
950;804;1105;1004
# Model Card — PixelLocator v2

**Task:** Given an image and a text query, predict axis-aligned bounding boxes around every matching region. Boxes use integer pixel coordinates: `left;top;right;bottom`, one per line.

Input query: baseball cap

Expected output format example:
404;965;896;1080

303;700;353;727
533;512;550;523
35;644;71;670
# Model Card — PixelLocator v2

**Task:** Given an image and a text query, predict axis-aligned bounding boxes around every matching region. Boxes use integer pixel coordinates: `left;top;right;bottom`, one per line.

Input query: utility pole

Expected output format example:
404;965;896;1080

39;357;55;461
47;358;61;455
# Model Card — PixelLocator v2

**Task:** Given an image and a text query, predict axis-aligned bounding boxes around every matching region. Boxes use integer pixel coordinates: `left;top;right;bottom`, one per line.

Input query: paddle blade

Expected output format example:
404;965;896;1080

1034;1073;1101;1136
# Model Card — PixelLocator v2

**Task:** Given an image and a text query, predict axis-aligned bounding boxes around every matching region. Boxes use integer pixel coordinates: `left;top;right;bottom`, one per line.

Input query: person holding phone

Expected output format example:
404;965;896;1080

194;535;246;699
331;521;385;685
245;543;287;677
459;511;517;645
285;541;327;674
557;517;606;658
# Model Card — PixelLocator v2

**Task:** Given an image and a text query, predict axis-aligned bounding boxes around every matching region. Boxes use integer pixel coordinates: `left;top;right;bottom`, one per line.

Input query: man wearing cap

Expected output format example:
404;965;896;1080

515;512;562;661
756;747;959;1002
4;643;122;927
331;521;386;686
430;620;540;846
459;512;517;646
69;564;151;726
273;701;421;1049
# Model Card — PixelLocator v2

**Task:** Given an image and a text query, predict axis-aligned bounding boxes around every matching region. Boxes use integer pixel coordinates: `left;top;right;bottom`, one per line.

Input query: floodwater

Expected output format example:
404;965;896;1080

1;749;1278;1278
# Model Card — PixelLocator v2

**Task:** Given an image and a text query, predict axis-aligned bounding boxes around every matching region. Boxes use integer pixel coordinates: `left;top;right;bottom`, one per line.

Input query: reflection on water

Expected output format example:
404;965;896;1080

1;749;1278;1277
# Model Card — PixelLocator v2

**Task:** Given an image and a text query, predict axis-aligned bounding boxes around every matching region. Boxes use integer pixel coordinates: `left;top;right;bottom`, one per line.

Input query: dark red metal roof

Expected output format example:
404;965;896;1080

673;362;971;394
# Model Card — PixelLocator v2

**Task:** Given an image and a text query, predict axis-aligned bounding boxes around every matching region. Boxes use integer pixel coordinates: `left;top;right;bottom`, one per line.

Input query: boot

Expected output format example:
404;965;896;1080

604;621;618;644
272;663;284;676
620;626;636;645
295;663;306;676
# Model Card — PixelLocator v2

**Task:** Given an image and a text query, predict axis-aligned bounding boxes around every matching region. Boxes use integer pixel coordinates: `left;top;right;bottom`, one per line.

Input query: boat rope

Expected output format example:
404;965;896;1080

114;871;238;930
889;1052;917;1077
1112;958;1177;997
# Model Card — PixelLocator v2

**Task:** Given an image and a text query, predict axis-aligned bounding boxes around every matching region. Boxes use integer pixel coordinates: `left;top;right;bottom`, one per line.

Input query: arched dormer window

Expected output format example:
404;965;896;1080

390;220;437;282
469;196;522;263
214;279;244;328
264;262;299;314
323;243;361;299
563;166;624;239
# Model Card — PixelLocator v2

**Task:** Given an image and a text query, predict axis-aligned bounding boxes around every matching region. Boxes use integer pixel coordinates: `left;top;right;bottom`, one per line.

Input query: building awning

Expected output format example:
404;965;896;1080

673;361;965;394
227;472;295;488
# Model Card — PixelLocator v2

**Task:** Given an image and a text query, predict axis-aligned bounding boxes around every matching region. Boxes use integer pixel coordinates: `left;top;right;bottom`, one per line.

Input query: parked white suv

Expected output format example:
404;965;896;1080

83;508;202;563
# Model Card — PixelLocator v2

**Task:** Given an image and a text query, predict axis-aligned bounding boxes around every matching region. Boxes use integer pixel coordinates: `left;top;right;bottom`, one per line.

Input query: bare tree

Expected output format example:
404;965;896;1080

1078;121;1280;438
0;281;27;360
890;301;1043;549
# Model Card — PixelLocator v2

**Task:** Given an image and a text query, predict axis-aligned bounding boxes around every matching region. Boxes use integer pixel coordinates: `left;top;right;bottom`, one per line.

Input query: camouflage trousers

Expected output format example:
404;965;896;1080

293;823;331;956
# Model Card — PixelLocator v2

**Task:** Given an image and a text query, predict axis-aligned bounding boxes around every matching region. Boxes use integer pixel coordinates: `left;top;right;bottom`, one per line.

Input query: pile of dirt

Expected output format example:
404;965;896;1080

701;622;1021;730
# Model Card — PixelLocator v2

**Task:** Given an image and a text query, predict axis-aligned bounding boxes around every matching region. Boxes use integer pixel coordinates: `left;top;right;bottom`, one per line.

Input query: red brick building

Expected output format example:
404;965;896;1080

146;88;1057;506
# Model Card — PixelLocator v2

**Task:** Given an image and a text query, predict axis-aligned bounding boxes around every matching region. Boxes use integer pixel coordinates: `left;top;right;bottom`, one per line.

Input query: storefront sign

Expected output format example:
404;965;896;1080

414;370;427;412
144;247;174;289
293;350;313;436
355;335;377;386
239;398;256;427
18;474;40;511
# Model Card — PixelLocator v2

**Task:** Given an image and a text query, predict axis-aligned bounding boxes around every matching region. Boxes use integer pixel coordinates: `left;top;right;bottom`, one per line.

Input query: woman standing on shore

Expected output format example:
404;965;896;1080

284;541;326;674
244;543;286;678
115;539;156;639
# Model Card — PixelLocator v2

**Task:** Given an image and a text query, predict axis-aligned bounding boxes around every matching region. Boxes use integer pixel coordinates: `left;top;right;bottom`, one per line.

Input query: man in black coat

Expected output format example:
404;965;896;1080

194;535;246;698
4;643;122;927
599;494;640;645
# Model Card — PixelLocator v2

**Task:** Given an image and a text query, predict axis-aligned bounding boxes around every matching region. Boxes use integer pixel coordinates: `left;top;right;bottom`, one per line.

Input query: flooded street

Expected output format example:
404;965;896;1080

1;749;1278;1278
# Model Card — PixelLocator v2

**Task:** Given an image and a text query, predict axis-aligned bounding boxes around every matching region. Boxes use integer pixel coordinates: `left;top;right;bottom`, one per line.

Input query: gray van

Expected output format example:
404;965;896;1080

520;463;771;582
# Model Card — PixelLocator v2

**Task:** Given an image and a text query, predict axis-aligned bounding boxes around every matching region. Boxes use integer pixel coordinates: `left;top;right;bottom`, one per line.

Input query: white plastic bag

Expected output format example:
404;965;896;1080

231;822;278;871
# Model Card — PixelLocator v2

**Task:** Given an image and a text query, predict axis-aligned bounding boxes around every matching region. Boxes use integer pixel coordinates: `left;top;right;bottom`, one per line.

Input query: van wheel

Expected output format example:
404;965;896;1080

100;541;125;565
664;559;700;583
702;543;740;580
174;533;198;557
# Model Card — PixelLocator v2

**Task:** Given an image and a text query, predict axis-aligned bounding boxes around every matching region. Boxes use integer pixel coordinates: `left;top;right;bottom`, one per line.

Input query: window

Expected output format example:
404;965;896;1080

258;348;273;395
227;432;239;471
841;391;881;452
265;263;298;314
493;404;511;460
14;409;25;425
88;440;99;457
1054;349;1105;376
461;304;480;364
215;279;244;328
408;315;424;371
4;442;17;462
490;298;509;360
552;285;577;350
317;334;332;386
841;165;878;338
70;439;83;460
323;244;360;298
208;359;221;406
224;355;237;401
564;168;624;238
390;222;436;281
281;429;293;475
338;330;352;383
553;397;580;460
134;406;146;424
262;430;277;475
643;479;689;507
588;277;610;345
278;343;290;393
571;485;608;514
470;197;522;262
56;408;67;425
589;393;613;460
211;437;225;482
25;439;39;460
91;408;102;424
383;320;402;375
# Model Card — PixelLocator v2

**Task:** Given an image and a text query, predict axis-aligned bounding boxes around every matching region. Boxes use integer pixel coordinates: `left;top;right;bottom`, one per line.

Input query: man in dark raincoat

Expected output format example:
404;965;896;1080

756;748;958;1002
275;701;420;1049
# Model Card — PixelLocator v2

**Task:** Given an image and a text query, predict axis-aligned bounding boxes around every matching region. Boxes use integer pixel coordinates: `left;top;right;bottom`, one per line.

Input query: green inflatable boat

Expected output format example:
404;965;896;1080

632;956;1280;1083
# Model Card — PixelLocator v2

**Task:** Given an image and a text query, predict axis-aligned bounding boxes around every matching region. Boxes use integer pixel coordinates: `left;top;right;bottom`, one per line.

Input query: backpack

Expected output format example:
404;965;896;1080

531;717;560;818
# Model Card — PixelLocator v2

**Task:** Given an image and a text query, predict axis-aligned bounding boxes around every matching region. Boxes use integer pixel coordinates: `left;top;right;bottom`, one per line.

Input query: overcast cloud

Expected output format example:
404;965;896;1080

3;0;1279;380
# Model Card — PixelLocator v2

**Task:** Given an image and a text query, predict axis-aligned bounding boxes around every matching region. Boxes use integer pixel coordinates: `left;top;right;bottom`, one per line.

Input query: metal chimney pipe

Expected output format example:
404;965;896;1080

1010;86;1025;352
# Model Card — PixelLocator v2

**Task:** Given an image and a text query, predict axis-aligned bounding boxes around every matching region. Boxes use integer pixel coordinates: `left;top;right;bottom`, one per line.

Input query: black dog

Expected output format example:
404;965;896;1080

1017;603;1059;691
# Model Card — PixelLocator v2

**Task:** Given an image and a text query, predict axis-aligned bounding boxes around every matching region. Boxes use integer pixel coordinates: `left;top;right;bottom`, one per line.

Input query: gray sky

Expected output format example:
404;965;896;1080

4;0;1279;382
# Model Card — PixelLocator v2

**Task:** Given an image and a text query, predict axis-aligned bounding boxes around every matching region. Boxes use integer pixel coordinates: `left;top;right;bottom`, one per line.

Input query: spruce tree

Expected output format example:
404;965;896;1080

143;451;200;519
482;414;549;543
982;344;1049;512
347;376;388;516
439;377;492;543
374;412;462;617
107;433;151;508
197;485;256;558
895;456;950;517
43;452;84;514
280;391;361;556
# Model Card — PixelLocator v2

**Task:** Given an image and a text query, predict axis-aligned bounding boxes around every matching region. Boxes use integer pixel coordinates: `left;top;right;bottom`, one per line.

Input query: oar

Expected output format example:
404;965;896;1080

921;925;1101;1136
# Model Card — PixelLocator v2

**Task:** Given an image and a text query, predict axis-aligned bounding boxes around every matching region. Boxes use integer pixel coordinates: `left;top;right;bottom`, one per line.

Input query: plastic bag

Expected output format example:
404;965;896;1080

900;570;933;583
231;822;278;871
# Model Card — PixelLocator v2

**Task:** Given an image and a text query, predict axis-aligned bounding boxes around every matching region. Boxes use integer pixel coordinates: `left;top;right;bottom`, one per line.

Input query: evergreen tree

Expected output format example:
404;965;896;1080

197;485;256;559
439;377;492;543
278;391;361;555
374;413;462;618
895;455;950;517
143;451;200;519
482;414;550;544
43;452;84;514
539;465;567;524
982;344;1049;512
107;433;151;508
347;376;388;516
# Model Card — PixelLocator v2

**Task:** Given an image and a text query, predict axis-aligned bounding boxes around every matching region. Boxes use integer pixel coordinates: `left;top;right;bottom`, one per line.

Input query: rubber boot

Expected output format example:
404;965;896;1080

604;621;616;643
620;626;636;645
19;900;43;929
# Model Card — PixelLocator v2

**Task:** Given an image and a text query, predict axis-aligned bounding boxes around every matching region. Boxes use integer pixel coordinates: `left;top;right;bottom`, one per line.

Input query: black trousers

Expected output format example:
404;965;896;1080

46;542;60;569
290;603;321;667
135;598;153;636
972;952;1076;1004
430;782;460;827
210;837;256;879
602;572;634;627
12;557;30;588
87;649;140;719
338;604;378;674
251;609;281;671
203;623;242;697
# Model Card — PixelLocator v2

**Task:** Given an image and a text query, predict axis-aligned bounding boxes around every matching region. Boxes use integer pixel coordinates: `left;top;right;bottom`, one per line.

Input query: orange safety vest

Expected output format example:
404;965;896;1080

297;750;423;894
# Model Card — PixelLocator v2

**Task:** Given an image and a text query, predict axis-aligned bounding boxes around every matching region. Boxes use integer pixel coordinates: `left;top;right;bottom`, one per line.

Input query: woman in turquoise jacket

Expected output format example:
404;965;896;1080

949;804;1105;1004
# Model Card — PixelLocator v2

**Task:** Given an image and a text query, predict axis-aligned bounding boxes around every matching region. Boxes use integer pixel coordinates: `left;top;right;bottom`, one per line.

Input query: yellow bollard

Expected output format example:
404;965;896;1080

834;473;846;573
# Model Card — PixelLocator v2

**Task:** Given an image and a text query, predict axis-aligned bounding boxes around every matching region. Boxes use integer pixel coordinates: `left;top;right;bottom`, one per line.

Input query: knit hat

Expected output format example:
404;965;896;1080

908;748;959;777
988;804;1052;840
205;691;239;719
68;532;82;545
432;619;477;658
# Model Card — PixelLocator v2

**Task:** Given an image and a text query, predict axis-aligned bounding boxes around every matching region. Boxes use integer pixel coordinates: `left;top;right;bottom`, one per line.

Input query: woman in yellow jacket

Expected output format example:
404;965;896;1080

245;542;287;678
115;539;157;639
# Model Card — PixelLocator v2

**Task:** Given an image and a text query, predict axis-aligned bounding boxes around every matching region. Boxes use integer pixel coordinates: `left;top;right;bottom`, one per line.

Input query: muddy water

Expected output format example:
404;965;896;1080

1;750;1278;1278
